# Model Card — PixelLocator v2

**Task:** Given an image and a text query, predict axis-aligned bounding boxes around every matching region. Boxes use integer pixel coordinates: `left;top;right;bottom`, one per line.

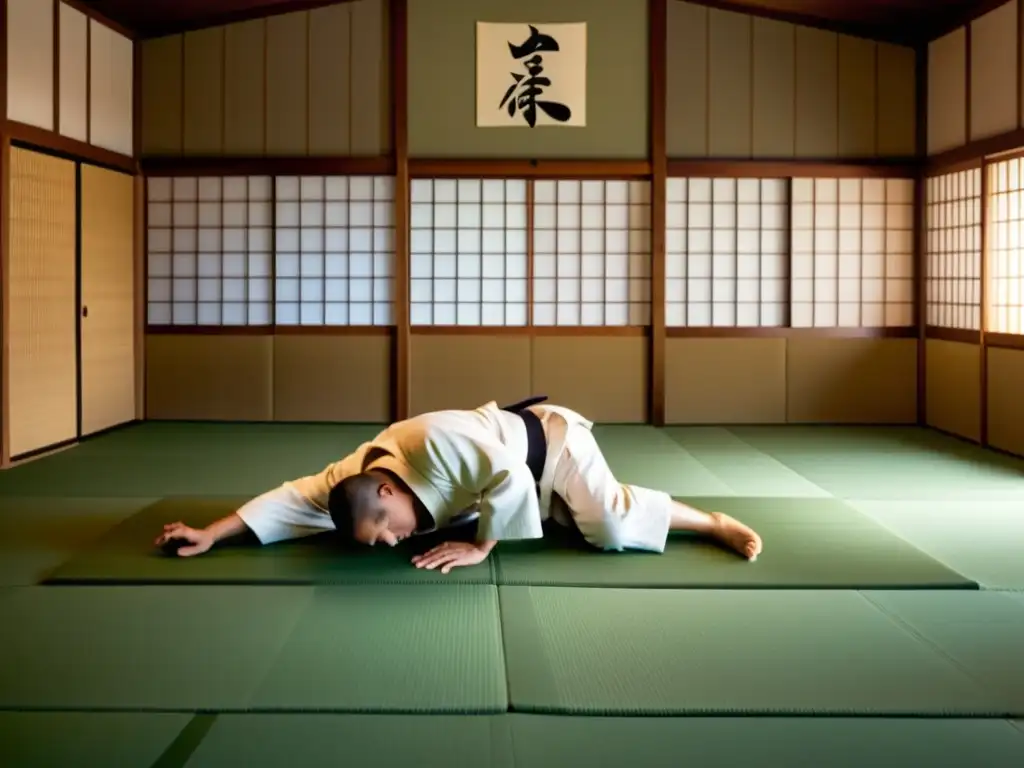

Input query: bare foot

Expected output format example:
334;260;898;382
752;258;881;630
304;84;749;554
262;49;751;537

710;512;762;561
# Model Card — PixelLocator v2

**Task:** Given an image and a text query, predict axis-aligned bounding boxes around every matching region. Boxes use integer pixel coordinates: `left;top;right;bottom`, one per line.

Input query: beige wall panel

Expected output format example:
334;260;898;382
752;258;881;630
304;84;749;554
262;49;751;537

223;20;266;155
751;18;795;157
89;21;134;156
265;12;308;155
6;0;54;129
7;148;77;457
970;2;1018;141
182;27;226;154
531;337;647;423
837;35;876;157
987;346;1024;457
59;2;89;143
707;9;752;157
876;43;917;156
350;0;388;155
794;27;838;157
786;338;917;423
145;335;273;421
408;0;648;159
308;4;351;155
924;339;981;442
141;35;184;154
274;335;391;422
80;166;136;436
927;28;967;155
410;336;531;416
666;0;708;157
665;339;787;424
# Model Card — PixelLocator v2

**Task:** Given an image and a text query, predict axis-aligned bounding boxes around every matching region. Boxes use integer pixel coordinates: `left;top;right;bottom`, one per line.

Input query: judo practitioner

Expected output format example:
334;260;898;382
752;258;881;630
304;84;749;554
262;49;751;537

155;398;763;572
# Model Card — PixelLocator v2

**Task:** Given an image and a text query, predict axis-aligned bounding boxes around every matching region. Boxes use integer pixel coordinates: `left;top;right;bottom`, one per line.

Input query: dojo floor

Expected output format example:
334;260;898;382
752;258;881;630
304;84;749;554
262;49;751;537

2;422;1024;767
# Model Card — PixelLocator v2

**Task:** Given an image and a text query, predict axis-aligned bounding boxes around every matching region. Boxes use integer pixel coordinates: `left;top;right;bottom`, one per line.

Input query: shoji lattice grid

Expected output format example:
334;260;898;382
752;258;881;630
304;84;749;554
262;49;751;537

665;177;789;326
987;158;1024;334
147;176;273;325
274;175;395;326
790;177;914;328
409;179;529;325
925;168;982;330
532;180;652;326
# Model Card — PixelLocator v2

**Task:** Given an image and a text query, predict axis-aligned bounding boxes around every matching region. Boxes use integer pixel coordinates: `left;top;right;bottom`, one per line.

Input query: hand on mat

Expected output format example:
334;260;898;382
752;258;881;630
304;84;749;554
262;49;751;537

155;522;214;557
411;541;491;574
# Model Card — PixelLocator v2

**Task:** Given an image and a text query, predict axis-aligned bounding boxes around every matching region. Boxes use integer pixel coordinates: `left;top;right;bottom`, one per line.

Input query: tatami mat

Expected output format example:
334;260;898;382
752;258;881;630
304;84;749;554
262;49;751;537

0;712;193;768
499;586;1000;716
495;498;975;589
248;585;508;713
0;586;312;710
44;497;496;585
847;500;1024;590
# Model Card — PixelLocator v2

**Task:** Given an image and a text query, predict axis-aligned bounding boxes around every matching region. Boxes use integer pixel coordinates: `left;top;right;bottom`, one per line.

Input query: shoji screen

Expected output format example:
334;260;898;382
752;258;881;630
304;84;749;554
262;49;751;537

147;176;274;325
790;177;914;327
274;175;395;326
409;178;528;326
986;158;1024;335
665;177;789;326
532;179;651;326
925;167;982;330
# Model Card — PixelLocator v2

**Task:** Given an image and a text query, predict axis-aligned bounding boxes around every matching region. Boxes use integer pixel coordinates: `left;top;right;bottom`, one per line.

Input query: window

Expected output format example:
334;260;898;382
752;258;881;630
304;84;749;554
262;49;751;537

273;175;395;326
532;179;651;326
409;178;528;325
986;158;1024;335
146;176;273;325
790;177;914;328
665;177;789;327
926;168;981;330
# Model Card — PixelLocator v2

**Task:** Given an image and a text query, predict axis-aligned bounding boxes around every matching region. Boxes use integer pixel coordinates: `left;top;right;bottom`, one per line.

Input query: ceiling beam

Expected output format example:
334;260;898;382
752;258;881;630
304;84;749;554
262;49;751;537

136;0;359;39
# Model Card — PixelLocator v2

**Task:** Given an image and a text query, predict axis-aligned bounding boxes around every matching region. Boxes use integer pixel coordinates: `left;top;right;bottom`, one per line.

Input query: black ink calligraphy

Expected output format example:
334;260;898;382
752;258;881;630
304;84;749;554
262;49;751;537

498;25;572;127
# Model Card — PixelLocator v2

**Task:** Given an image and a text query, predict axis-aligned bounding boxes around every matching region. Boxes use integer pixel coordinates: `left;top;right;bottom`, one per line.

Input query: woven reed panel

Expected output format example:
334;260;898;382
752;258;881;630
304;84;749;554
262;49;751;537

80;164;136;436
7;147;78;457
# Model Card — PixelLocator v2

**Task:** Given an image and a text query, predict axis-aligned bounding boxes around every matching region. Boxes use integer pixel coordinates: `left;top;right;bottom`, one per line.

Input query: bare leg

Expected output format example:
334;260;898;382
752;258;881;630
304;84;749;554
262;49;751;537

669;500;762;561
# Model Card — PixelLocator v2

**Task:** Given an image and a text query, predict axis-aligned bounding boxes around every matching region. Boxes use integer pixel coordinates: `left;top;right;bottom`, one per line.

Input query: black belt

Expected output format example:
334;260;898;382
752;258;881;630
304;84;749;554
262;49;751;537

500;396;548;484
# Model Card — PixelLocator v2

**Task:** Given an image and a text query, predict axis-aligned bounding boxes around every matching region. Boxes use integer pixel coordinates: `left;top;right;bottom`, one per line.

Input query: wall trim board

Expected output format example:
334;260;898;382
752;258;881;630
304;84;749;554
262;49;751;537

915;42;928;425
649;0;667;426
390;0;409;423
927;423;1024;460
927;129;1024;173
0;134;10;467
987;332;1024;350
6;121;136;174
139;155;395;177
409;159;652;179
147;325;394;337
667;327;916;339
666;159;919;177
926;326;981;345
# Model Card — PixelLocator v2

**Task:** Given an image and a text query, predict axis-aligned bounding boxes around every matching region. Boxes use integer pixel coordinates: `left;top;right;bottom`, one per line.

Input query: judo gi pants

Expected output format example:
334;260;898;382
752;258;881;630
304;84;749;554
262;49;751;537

549;421;675;554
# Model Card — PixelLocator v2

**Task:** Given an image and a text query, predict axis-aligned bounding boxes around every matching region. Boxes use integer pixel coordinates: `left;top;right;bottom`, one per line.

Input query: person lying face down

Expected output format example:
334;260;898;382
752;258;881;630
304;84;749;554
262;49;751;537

155;398;762;572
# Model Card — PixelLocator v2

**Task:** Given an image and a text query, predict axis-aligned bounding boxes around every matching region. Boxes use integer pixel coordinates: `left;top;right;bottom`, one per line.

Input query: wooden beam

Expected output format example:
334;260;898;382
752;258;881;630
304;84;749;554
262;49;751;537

4;120;136;174
390;0;410;422
667;159;919;178
915;43;928;427
409;159;651;179
61;0;136;40
139;155;395;176
649;0;667;426
135;0;358;40
1;0;10;468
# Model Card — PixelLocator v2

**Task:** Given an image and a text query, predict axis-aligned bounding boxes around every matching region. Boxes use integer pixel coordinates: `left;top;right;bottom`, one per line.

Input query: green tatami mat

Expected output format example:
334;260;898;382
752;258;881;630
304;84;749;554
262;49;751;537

0;422;382;498
494;497;975;589
848;500;1024;591
0;497;156;586
183;714;513;767
249;585;507;712
0;712;193;768
863;591;1024;714
0;586;311;710
508;715;1024;768
499;587;998;715
727;426;1024;500
43;497;495;585
664;427;831;497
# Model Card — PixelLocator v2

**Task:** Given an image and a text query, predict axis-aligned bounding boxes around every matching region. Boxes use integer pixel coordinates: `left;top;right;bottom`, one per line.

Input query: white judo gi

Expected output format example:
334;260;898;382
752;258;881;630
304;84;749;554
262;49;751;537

235;401;675;553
